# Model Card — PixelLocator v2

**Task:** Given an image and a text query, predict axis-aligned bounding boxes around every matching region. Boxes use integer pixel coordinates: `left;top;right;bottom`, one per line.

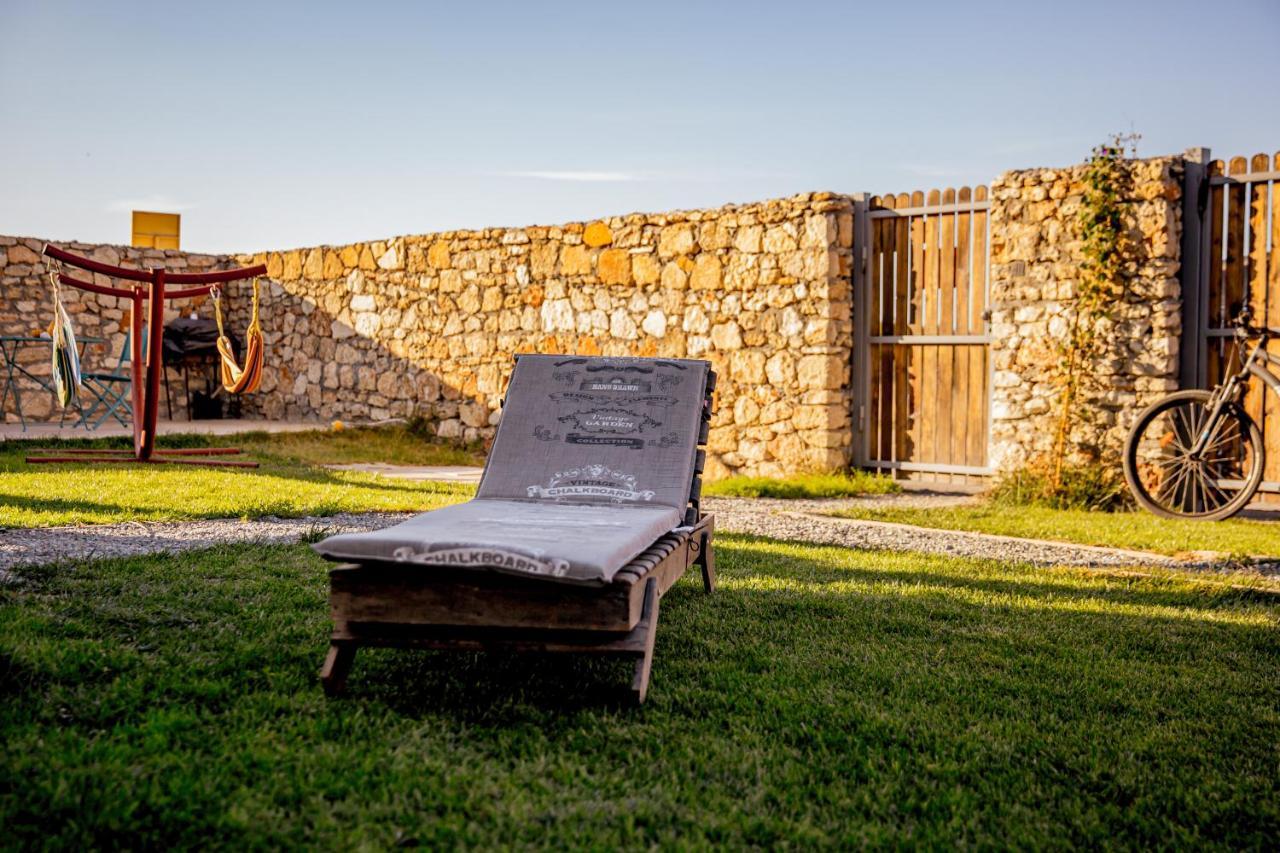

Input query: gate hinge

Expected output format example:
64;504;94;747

858;404;866;431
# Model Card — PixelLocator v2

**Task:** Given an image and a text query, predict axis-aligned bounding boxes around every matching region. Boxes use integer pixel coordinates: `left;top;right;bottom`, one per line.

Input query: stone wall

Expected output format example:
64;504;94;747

0;236;235;422
987;156;1183;469
3;156;1196;480
224;193;855;479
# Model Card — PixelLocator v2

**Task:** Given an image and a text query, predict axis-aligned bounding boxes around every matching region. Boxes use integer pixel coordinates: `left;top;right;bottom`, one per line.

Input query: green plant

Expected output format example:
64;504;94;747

1049;132;1141;486
989;458;1132;512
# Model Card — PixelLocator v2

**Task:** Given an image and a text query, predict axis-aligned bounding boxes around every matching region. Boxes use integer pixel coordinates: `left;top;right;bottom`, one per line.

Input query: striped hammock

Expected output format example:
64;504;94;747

213;278;265;394
49;279;81;408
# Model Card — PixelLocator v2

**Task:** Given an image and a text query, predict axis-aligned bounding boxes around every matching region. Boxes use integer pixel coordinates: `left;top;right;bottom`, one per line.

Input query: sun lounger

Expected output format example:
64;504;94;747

312;354;717;703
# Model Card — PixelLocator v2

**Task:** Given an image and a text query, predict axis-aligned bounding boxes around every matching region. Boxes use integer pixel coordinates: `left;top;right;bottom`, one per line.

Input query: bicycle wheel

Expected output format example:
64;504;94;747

1123;390;1264;521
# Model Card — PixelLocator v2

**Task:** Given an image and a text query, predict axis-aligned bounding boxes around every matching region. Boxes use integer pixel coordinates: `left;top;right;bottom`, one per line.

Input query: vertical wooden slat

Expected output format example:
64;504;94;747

969;185;989;467
1262;153;1280;492
921;191;940;463
892;195;911;465
923;190;940;336
1225;157;1248;324
955;187;973;336
937;188;956;464
1246;154;1271;475
1268;151;1280;330
1208;160;1225;331
879;344;894;461
952;187;973;467
920;345;936;463
908;191;925;464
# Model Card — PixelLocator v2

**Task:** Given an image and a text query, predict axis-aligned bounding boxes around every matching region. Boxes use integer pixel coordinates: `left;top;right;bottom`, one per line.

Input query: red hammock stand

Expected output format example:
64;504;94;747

27;244;267;468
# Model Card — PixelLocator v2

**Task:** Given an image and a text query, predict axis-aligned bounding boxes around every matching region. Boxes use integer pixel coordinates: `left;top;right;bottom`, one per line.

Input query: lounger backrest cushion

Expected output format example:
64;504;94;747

476;354;711;514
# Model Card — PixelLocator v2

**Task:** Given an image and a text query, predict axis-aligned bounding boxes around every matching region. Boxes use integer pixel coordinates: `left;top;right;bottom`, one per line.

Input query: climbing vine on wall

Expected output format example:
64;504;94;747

1048;133;1141;486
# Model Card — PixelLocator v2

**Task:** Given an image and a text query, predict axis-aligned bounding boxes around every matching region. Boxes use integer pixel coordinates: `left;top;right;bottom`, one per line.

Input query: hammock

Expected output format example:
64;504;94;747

212;279;264;394
48;269;81;408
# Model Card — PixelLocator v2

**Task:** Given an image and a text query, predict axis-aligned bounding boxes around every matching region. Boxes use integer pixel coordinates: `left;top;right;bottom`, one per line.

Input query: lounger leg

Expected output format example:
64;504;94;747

320;640;358;696
695;528;717;593
629;578;660;705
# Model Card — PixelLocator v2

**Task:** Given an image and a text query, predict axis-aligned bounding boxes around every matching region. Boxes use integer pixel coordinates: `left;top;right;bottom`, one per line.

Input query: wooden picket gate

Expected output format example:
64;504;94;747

852;187;991;483
1182;149;1280;495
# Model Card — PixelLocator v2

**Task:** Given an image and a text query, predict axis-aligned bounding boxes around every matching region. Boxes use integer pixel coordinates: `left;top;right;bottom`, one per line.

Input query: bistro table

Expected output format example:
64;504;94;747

0;334;107;430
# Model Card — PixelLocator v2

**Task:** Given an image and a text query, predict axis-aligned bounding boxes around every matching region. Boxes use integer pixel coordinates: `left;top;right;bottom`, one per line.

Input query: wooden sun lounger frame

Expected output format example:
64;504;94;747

320;363;717;704
321;514;714;703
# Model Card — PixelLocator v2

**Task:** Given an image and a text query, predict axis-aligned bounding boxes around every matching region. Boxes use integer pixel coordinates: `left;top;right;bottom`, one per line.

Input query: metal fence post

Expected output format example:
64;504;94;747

1179;146;1211;390
849;193;870;467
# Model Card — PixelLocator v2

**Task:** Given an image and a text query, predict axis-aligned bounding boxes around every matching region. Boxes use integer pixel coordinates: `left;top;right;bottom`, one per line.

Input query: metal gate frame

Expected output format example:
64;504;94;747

851;192;993;477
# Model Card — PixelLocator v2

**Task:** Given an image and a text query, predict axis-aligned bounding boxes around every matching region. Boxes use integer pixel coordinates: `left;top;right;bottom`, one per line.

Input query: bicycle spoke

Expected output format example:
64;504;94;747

1170;407;1196;454
1198;413;1230;455
1202;471;1231;509
1157;461;1190;507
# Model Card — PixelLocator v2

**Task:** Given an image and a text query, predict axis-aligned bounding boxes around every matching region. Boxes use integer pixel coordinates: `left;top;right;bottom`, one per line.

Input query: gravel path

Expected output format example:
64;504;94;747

0;491;1219;583
0;513;403;583
704;496;1191;569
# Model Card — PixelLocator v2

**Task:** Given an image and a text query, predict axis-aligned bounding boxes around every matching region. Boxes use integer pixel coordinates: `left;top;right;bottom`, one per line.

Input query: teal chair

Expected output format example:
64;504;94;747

79;331;141;429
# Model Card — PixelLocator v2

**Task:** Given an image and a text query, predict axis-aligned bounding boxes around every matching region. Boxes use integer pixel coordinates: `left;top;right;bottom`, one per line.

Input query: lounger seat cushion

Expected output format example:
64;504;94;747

312;500;683;585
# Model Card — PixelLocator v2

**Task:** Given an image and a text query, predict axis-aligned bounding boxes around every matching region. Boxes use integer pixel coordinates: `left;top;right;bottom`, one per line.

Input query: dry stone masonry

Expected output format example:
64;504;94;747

0;152;1198;479
224;193;855;479
986;157;1183;469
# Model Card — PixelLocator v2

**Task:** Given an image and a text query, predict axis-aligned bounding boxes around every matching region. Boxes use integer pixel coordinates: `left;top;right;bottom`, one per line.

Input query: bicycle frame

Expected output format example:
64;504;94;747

1191;327;1280;456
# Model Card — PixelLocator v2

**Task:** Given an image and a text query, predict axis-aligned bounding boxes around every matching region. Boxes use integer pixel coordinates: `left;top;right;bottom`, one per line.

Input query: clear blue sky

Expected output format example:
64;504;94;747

2;0;1277;254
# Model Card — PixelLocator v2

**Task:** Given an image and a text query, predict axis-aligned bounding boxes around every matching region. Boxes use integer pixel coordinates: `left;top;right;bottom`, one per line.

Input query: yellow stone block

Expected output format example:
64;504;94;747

303;249;324;279
322;250;344;278
597;248;632;285
340;245;360;268
530;242;559;277
690;254;722;289
632;253;660;285
583;222;613;247
428;241;451;269
561;244;592;276
358;246;376;271
281;251;302;281
266;252;284;279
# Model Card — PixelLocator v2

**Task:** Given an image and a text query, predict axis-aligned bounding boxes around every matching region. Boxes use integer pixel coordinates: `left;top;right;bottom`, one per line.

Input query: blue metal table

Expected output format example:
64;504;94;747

0;334;107;430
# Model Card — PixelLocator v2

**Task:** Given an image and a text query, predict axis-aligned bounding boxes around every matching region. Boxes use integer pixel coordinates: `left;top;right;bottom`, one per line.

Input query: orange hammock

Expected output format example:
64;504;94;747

211;279;265;394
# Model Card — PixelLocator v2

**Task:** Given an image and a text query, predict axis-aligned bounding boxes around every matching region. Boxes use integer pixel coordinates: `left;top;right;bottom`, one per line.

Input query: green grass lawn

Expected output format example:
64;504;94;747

704;470;899;499
0;426;477;527
2;537;1277;848
829;503;1280;559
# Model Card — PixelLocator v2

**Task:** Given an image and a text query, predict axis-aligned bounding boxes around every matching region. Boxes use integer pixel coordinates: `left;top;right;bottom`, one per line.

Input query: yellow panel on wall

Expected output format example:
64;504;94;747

131;211;181;249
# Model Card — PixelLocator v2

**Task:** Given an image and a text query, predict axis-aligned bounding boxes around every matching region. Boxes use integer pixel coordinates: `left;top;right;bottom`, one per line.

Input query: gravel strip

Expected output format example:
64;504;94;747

0;492;1260;583
703;497;1185;568
0;512;411;582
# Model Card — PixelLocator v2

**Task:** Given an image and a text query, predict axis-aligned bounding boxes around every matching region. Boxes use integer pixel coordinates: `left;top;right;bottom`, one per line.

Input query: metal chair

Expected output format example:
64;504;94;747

79;331;140;429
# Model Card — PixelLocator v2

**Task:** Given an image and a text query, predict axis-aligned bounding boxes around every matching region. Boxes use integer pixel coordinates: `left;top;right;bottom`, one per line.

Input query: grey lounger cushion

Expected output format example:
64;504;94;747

313;354;711;584
310;500;682;585
477;354;709;512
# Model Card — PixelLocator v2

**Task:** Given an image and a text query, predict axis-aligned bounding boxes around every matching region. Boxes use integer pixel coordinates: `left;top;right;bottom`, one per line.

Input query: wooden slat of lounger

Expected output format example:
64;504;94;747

331;567;641;632
334;623;651;656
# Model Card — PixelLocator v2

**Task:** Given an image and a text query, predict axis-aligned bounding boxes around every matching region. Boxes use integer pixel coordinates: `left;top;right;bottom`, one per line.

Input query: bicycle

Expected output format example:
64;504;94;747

1123;308;1271;521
